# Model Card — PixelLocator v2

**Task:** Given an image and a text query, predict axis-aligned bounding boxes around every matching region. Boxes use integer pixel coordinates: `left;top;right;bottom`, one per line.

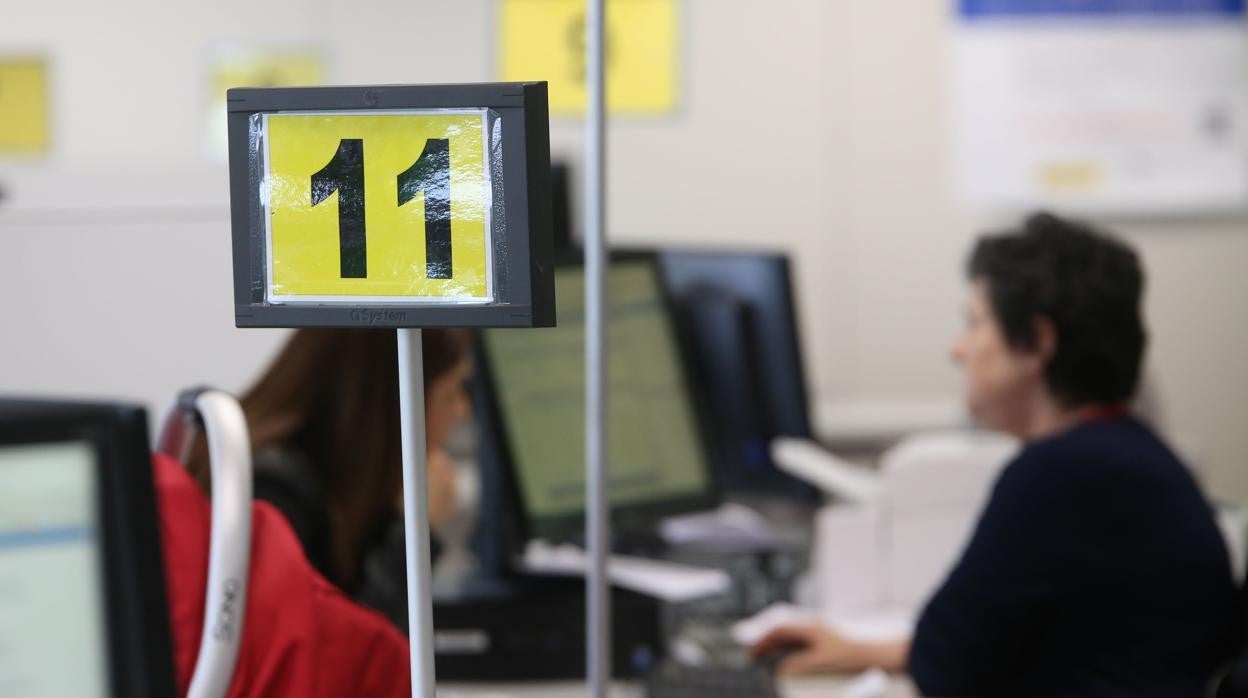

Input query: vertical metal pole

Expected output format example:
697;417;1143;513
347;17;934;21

585;0;610;696
397;328;436;698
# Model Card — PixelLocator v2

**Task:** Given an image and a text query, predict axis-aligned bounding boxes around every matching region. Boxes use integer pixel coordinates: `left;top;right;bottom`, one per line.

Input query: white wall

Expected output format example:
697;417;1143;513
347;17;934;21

2;0;1245;499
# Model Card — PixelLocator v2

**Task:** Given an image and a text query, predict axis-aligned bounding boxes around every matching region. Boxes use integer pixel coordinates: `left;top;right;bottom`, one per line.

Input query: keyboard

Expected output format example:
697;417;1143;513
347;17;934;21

645;660;780;698
645;615;782;698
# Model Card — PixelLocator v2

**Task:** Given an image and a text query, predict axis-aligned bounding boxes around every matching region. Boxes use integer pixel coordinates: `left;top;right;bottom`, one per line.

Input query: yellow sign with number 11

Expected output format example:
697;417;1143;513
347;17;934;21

265;111;492;304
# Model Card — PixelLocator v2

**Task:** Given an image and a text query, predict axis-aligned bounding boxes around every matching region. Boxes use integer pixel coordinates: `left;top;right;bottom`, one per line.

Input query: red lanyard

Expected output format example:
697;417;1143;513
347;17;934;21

1080;404;1129;424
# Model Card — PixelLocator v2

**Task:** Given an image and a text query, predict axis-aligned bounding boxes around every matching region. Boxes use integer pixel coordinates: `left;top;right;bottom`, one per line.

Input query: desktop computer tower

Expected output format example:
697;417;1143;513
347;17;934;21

433;575;665;680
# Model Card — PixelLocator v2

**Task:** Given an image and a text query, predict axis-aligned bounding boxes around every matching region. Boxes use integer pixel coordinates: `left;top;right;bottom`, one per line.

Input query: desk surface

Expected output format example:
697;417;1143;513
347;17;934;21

441;675;917;698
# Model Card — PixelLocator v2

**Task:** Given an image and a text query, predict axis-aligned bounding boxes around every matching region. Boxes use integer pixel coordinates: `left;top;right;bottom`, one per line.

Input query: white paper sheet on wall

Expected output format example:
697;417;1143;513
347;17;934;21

953;0;1248;215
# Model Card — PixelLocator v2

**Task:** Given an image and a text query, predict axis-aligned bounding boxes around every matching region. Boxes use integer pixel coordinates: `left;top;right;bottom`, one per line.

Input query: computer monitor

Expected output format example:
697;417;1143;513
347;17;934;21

0;399;175;698
658;250;820;503
476;251;717;541
550;162;575;252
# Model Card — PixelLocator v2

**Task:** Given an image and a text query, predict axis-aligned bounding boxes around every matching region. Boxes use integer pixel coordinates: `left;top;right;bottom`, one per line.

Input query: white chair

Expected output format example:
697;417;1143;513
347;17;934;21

157;388;253;698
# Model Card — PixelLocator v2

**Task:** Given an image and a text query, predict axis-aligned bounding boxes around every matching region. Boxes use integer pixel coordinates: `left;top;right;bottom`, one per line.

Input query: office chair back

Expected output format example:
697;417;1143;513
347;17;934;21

157;388;253;698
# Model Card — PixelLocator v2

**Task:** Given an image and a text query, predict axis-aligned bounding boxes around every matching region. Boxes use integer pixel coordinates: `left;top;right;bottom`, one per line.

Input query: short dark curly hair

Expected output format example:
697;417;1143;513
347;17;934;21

968;212;1147;408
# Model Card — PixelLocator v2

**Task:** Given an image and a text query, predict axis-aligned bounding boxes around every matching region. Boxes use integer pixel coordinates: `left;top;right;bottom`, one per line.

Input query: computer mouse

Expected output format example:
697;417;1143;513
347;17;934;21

754;642;804;675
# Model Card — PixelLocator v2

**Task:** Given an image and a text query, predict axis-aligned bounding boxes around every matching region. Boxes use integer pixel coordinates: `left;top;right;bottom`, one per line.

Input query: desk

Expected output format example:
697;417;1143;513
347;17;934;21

441;676;917;697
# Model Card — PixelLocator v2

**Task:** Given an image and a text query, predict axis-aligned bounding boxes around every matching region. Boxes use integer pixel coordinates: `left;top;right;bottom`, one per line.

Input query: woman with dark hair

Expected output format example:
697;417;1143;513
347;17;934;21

750;214;1241;696
188;328;473;630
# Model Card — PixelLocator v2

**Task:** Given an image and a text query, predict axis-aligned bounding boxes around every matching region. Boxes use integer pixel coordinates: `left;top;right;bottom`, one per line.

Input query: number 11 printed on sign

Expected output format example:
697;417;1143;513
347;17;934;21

310;137;453;281
264;110;493;305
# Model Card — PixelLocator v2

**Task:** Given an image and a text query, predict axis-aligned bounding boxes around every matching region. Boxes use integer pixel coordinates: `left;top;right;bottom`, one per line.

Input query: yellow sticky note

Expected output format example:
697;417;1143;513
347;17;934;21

211;51;325;95
265;112;492;303
1037;162;1103;194
206;50;326;156
0;58;50;154
500;0;678;115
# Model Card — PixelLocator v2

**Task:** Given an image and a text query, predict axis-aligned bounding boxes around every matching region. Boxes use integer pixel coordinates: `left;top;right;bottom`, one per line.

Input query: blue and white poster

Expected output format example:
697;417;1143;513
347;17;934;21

954;0;1247;213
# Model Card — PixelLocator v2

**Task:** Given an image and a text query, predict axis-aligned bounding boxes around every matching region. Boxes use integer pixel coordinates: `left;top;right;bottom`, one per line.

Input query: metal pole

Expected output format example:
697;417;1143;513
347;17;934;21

585;0;610;696
397;328;436;698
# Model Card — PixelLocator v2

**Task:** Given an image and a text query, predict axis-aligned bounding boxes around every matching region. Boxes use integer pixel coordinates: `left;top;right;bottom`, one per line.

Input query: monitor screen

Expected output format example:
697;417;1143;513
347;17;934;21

0;440;109;698
481;257;713;536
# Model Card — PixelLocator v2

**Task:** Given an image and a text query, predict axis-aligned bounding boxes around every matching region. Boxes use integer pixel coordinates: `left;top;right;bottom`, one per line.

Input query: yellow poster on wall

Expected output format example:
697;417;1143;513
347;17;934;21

211;50;325;98
499;0;678;115
0;58;50;154
205;48;327;157
264;111;492;304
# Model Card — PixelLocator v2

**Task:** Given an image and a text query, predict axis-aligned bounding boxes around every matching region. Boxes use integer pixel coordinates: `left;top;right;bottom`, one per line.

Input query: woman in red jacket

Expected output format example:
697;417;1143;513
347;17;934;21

187;328;474;633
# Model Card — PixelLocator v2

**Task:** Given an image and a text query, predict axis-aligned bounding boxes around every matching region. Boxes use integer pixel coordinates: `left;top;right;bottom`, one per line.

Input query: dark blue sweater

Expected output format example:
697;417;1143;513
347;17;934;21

908;417;1241;697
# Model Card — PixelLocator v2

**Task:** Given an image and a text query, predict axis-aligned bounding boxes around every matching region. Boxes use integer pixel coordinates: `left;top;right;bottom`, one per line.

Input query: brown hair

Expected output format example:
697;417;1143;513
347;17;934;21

187;328;472;588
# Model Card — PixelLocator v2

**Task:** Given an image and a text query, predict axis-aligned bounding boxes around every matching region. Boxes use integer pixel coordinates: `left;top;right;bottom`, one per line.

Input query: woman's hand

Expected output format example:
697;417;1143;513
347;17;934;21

749;623;910;676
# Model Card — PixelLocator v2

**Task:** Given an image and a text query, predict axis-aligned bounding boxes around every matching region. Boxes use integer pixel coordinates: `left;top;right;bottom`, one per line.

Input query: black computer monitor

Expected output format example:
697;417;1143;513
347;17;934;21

550;162;574;252
475;251;718;542
0;399;176;698
658;250;820;503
